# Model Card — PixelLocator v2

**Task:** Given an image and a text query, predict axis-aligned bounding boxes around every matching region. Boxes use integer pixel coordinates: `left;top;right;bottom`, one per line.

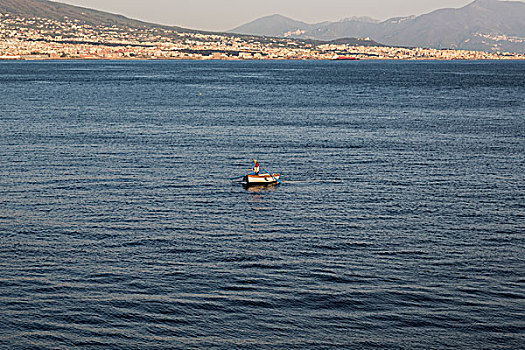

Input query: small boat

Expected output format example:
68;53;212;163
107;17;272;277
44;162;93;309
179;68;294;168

243;173;281;186
332;55;359;61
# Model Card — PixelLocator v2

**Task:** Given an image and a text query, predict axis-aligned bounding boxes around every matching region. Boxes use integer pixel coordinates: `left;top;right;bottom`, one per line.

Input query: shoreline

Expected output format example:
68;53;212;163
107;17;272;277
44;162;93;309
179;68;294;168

1;57;524;61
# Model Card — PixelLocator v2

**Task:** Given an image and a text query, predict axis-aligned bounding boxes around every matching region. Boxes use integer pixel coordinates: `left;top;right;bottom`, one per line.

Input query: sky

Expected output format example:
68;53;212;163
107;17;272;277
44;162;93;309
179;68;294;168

57;0;493;31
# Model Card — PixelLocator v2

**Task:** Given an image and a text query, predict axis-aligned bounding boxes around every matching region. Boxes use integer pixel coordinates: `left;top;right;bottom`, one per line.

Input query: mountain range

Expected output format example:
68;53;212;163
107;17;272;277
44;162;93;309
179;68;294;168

0;0;186;31
0;0;384;47
1;0;524;54
231;0;525;53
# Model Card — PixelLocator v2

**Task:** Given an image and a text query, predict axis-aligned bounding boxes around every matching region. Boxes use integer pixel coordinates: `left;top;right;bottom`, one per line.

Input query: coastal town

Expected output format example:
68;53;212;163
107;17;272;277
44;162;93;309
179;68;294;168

1;12;523;61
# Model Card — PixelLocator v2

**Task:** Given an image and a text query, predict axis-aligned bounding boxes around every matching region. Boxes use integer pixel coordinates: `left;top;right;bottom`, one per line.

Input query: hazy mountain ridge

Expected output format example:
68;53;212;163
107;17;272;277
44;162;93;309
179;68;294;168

2;0;523;54
230;14;315;37
0;0;384;49
0;0;185;31
231;0;525;53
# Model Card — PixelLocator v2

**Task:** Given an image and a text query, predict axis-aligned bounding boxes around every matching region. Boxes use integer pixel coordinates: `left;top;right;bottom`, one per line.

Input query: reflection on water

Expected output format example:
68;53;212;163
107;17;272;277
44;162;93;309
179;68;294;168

243;183;281;193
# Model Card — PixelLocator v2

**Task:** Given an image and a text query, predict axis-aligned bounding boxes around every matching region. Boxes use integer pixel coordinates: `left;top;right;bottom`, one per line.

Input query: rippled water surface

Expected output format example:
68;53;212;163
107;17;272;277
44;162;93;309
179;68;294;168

1;60;524;349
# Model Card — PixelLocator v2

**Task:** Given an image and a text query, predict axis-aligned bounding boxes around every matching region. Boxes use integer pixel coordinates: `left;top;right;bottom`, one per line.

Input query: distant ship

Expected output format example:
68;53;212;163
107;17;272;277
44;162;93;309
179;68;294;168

332;55;359;61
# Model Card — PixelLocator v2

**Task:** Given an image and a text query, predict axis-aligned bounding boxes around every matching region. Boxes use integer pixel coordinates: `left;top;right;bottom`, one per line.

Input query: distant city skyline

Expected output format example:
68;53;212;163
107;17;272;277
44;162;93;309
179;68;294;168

54;0;507;31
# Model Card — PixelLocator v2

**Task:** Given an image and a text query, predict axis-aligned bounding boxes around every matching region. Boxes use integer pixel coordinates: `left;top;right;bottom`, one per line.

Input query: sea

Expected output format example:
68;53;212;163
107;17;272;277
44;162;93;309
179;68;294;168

0;60;524;349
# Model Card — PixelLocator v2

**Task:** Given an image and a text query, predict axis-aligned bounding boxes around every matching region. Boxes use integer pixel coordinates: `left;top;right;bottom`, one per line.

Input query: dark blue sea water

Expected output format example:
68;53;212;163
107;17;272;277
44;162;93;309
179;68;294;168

0;60;524;349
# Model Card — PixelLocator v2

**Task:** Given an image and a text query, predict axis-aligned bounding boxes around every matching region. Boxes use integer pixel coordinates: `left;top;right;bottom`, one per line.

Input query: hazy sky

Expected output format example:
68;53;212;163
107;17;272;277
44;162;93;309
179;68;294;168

57;0;503;31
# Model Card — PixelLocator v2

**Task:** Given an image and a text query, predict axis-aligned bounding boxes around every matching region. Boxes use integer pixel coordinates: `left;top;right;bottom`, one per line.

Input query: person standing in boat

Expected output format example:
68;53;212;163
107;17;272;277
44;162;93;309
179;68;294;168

252;159;260;175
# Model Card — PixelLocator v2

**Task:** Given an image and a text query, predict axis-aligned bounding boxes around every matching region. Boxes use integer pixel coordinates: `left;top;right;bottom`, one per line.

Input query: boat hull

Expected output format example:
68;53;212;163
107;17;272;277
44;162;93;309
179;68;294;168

332;56;359;60
243;173;280;186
